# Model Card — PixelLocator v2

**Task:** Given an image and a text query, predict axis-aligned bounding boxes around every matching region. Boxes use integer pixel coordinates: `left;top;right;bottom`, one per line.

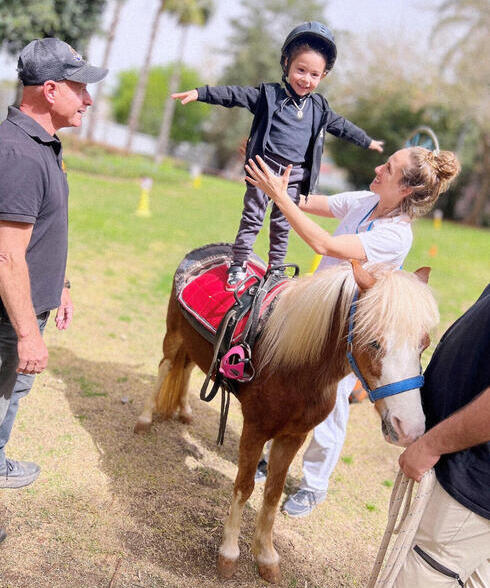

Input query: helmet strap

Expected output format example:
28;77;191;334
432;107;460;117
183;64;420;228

282;75;309;102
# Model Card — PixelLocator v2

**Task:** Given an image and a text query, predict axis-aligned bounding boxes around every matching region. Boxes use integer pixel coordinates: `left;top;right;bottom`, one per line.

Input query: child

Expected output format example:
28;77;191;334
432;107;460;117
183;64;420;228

173;21;383;289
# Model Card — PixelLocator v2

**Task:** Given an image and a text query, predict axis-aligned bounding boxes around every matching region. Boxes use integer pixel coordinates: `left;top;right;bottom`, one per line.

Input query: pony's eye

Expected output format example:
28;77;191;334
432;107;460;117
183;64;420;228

369;340;381;350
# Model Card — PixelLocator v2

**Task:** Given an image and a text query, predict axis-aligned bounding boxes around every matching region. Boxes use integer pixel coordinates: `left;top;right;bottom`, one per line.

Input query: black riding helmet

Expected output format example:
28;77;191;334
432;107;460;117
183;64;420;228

280;21;337;75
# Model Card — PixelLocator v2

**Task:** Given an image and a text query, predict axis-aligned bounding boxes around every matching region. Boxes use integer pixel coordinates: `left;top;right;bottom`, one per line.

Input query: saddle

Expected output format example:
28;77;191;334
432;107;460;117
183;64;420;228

176;243;296;444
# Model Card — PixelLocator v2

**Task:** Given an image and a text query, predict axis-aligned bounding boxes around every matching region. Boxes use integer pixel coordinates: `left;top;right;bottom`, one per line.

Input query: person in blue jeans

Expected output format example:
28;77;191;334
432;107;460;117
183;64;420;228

173;21;383;289
0;37;107;493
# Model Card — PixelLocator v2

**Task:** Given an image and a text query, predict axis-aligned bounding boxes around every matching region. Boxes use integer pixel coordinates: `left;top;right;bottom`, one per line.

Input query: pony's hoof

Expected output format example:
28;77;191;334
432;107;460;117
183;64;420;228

257;562;281;584
178;413;193;425
133;418;152;434
217;554;238;579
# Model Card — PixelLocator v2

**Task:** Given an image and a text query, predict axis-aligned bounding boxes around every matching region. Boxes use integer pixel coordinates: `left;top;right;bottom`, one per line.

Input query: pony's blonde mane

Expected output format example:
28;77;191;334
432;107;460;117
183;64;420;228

353;264;439;350
259;263;357;371
258;263;439;371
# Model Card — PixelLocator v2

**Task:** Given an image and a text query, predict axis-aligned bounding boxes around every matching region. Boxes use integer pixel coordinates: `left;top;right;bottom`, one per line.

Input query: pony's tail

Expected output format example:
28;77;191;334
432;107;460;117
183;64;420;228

154;345;188;418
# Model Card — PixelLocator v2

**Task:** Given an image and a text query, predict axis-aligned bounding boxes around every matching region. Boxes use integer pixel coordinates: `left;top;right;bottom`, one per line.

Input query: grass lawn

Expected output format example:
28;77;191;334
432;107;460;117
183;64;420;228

0;148;488;587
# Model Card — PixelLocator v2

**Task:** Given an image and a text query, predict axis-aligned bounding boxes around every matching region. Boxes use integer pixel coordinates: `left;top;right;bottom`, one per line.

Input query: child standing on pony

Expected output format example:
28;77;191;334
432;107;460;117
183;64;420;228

173;21;384;289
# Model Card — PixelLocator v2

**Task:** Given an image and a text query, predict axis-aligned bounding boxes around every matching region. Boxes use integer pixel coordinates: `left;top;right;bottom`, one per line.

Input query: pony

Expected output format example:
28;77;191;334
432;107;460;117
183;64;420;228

135;249;439;584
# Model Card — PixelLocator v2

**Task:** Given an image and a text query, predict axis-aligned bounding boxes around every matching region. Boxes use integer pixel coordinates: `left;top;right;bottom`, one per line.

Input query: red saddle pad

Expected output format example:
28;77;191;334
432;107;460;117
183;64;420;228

178;260;287;343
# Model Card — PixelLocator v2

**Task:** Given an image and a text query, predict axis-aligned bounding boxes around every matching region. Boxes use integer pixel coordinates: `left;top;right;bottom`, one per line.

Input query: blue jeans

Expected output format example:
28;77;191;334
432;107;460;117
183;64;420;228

0;312;49;468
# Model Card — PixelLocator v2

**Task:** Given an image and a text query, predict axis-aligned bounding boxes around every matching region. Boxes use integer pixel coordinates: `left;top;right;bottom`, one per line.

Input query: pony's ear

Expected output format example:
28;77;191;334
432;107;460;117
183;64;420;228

414;266;431;284
351;259;376;291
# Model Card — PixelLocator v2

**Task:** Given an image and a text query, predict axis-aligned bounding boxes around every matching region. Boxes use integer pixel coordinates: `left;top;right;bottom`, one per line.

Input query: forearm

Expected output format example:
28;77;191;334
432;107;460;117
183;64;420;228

197;85;259;110
422;387;490;456
0;253;38;338
298;194;335;217
275;196;366;260
274;195;333;254
325;110;372;149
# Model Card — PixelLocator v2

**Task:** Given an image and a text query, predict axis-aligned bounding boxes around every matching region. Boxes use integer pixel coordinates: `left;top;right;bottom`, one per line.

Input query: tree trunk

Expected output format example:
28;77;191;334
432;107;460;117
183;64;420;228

464;132;490;226
154;26;188;163
86;0;125;142
125;0;164;153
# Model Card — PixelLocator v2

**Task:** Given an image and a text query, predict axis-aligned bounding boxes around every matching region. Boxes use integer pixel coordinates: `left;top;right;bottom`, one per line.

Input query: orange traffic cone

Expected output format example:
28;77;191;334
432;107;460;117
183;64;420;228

349;378;368;404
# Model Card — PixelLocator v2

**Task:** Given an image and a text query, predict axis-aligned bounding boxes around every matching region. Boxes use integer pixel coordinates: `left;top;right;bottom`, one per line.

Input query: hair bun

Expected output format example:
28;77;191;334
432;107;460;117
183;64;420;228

432;150;461;183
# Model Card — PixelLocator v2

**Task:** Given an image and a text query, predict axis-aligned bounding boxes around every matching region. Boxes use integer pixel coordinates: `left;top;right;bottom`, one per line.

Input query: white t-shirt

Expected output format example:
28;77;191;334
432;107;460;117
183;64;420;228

317;190;413;270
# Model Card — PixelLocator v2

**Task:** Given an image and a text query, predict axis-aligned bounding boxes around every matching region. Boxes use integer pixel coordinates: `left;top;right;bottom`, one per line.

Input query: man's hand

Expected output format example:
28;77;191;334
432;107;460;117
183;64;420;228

55;287;73;330
399;436;441;482
171;89;198;105
17;330;48;374
369;139;384;153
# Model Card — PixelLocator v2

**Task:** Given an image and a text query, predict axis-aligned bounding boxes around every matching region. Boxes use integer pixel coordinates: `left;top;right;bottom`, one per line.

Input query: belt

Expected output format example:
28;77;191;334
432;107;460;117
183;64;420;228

263;152;304;174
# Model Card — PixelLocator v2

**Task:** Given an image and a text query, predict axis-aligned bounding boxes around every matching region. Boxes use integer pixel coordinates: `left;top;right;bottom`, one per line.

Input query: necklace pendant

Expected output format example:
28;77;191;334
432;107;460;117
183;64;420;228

297;110;303;120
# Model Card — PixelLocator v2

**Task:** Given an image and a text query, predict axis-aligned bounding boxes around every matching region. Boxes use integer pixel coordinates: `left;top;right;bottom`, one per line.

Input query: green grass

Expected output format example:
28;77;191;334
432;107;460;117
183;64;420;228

64;146;489;339
76;375;107;398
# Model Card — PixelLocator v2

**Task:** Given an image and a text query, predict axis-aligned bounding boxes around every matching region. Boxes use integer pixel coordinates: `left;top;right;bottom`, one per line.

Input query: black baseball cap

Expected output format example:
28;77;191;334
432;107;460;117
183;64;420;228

17;37;108;86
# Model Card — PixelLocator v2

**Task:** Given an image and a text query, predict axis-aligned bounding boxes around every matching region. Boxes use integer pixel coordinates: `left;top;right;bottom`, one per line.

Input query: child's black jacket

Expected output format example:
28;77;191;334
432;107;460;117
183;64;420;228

197;82;372;194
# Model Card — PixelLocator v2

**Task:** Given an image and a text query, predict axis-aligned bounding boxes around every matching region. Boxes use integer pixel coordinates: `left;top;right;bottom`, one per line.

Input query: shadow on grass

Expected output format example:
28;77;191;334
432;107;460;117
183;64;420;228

49;346;320;587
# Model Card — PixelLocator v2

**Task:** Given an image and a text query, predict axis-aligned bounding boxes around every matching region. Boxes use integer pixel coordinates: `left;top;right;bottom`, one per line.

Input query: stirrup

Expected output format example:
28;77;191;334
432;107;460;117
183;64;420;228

219;343;255;383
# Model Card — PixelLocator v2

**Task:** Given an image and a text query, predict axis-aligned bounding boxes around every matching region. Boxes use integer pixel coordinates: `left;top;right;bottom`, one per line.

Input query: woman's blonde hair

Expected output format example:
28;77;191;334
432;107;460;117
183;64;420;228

399;147;461;218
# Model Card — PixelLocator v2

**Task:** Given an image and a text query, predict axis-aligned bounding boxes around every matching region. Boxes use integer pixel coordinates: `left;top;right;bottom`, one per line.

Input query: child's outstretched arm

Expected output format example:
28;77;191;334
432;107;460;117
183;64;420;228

369;139;384;153
172;89;198;105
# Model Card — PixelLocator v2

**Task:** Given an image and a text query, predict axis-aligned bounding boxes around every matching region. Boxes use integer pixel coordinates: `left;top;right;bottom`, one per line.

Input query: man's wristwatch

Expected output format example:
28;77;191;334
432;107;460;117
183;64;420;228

64;279;71;289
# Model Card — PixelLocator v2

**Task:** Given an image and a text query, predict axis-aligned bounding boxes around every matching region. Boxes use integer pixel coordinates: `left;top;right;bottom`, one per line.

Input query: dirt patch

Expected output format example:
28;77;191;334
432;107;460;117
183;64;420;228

0;249;402;587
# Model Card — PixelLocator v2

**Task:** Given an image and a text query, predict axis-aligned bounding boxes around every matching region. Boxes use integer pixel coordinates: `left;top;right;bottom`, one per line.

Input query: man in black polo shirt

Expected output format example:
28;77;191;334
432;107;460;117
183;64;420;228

397;285;490;586
0;38;107;492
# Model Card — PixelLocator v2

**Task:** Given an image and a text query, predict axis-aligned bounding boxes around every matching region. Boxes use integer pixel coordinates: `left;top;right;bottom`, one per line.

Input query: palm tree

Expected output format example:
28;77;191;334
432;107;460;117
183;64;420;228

124;0;166;152
86;0;126;142
154;0;214;162
433;0;489;67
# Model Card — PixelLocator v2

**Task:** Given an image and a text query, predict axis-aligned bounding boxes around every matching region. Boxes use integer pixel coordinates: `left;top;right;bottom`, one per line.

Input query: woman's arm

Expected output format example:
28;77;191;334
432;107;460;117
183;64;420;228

246;157;367;261
298;194;335;217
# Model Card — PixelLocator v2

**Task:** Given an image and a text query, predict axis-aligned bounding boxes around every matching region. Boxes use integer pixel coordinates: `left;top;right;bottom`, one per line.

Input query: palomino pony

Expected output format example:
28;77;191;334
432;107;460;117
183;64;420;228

135;248;439;584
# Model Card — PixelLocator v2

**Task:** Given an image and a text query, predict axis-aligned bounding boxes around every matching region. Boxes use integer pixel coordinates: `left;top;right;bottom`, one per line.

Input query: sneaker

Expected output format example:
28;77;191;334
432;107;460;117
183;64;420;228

267;264;285;276
281;488;326;518
0;528;6;544
0;459;40;489
226;264;247;291
254;458;268;483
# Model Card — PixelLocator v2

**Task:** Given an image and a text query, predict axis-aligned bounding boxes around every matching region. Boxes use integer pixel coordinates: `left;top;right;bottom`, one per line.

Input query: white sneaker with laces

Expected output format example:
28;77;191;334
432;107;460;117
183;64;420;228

281;488;326;517
225;264;247;291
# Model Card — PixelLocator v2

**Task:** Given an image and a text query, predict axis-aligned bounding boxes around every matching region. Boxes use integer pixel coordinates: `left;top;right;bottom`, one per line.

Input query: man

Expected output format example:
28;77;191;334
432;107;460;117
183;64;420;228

397;285;490;586
0;37;107;492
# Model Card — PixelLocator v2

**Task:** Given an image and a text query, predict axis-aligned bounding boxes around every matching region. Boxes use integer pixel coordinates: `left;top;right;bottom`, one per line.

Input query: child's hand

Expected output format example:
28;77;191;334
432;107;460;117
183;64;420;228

369;139;384;153
171;89;198;105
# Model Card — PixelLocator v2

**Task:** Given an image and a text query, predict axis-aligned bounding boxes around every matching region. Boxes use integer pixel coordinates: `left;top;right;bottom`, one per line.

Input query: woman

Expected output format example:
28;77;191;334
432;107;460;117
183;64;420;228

246;146;460;517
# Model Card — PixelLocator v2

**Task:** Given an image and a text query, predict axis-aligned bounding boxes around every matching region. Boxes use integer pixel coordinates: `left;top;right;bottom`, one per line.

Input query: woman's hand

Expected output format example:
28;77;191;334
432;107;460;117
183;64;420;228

171;89;198;104
245;155;291;204
369;139;384;153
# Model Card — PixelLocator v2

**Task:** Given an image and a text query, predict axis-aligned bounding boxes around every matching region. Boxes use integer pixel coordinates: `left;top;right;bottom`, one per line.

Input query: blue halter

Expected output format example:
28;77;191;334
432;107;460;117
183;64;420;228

346;290;424;402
